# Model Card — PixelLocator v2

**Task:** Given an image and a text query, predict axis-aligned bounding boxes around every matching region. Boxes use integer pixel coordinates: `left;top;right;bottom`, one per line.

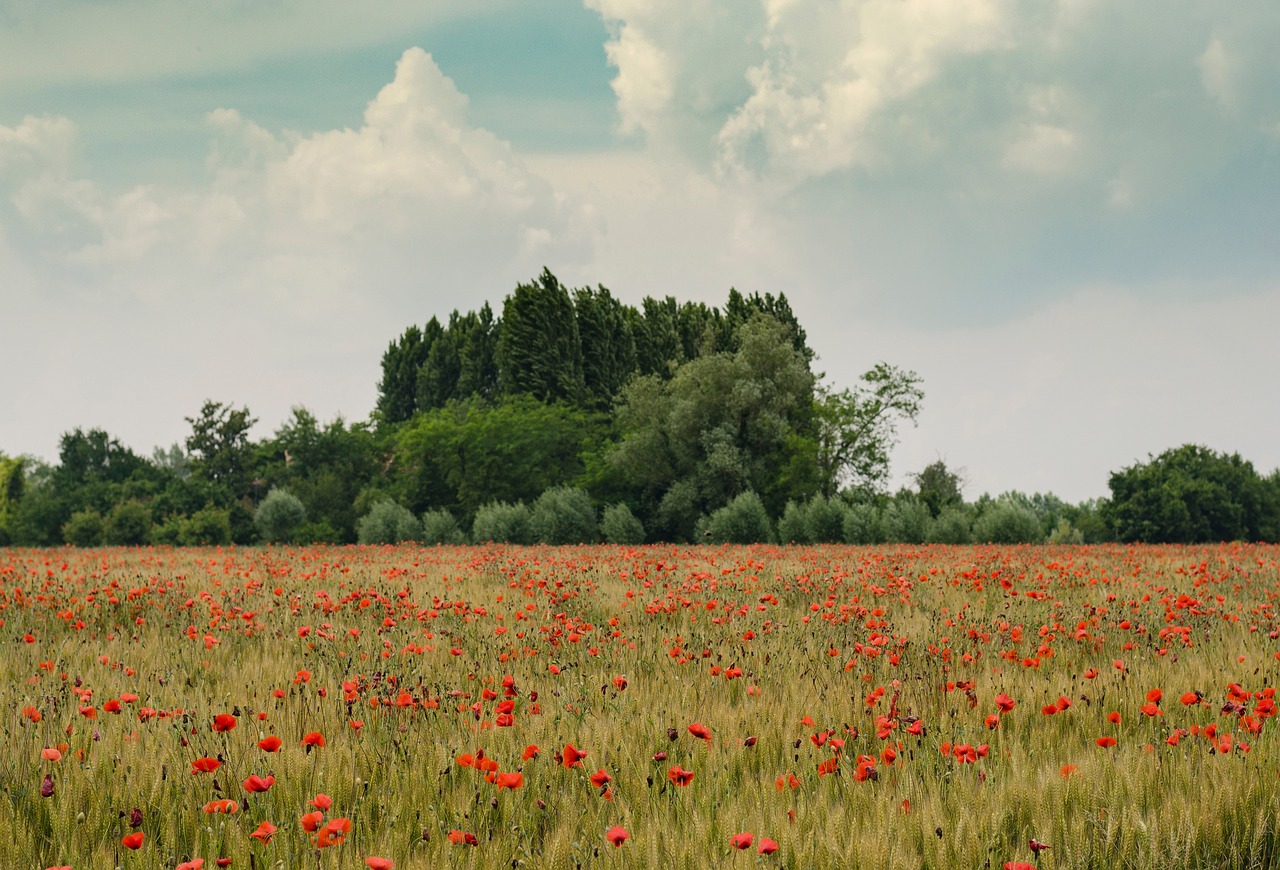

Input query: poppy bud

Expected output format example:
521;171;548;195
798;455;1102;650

667;727;678;741
130;807;143;828
41;775;55;798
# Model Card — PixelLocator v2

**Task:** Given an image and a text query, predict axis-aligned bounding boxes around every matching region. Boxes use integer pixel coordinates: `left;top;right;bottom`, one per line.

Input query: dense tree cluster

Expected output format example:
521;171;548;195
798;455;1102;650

1;269;1275;546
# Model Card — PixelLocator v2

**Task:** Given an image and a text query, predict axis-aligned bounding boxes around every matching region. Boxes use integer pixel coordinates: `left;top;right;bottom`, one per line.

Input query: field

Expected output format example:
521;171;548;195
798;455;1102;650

3;543;1280;869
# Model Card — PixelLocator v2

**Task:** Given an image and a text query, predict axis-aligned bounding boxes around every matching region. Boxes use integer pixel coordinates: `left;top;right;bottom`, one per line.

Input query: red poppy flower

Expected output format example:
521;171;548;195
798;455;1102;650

590;769;612;788
668;765;695;786
121;832;144;850
758;837;780;855
311;793;332;811
301;811;324;832
301;731;325;749
447;830;478;845
258;736;282;752
212;714;237;733
366;859;395;870
243;774;275;793
606;825;630;847
191;757;221;774
1096;736;1117;748
250;820;277;843
731;832;753;850
202;799;239;814
994;693;1016;713
495;772;523;790
562;743;588;768
688;722;711;741
522;744;540;760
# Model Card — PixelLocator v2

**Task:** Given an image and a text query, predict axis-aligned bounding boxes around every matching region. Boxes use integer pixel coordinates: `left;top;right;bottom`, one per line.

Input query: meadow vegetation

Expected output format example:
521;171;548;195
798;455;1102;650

4;542;1279;869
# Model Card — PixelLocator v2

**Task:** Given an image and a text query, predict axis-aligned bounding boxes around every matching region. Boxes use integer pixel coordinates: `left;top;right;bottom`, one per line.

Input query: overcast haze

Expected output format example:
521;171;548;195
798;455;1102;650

2;1;1278;503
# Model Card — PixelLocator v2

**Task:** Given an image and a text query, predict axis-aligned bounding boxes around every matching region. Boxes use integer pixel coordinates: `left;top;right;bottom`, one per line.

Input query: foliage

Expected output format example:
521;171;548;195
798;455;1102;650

529;486;597;544
697;491;774;543
420;509;467;545
778;494;848;543
185;400;258;500
927;506;973;544
814;364;924;497
914;459;964;518
497;268;585;404
609;314;815;540
184;506;233;545
471;501;533;544
62;508;104;546
256;408;379;542
1105;444;1280;543
842;502;885;544
600;502;646;545
882;495;932;544
395;396;602;523
0;452;22;544
972;499;1044;544
104;499;151;545
355;500;420;544
254;488;307;544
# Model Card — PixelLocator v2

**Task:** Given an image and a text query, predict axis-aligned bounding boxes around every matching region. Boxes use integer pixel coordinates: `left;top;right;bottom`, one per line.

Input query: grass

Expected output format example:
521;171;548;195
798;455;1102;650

0;542;1277;868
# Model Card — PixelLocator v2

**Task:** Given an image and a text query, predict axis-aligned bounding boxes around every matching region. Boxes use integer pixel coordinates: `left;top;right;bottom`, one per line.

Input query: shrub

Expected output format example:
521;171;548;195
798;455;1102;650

530;486;597;544
843;503;884;544
356;500;421;544
600;503;646;545
421;509;467;545
105;500;152;546
254;488;307;544
698;491;773;544
777;500;810;544
471;501;533;544
804;495;848;543
973;501;1044;544
183;507;232;546
63;509;105;547
1047;517;1085;544
883;497;931;544
152;516;184;546
926;507;972;544
296;520;343;544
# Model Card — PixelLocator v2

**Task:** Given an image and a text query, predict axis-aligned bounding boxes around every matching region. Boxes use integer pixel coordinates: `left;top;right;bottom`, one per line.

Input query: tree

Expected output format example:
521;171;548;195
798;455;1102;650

395;395;603;523
185;401;258;501
375;320;438;424
1104;445;1279;543
497;269;585;403
105;500;152;545
575;285;638;408
0;453;23;544
609;314;815;540
814;364;924;497
913;459;964;518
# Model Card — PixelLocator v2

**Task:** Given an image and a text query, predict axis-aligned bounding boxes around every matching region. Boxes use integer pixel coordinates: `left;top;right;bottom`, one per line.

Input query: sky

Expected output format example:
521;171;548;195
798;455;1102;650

2;0;1278;503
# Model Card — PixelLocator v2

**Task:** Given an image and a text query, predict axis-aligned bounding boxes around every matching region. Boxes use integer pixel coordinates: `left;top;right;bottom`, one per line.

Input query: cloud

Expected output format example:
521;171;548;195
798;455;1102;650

4;49;594;304
1197;36;1236;113
0;2;496;87
1;48;597;459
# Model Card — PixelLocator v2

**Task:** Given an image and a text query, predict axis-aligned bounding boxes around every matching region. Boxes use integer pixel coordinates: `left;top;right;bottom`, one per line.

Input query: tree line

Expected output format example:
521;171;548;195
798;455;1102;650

1;270;1277;546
